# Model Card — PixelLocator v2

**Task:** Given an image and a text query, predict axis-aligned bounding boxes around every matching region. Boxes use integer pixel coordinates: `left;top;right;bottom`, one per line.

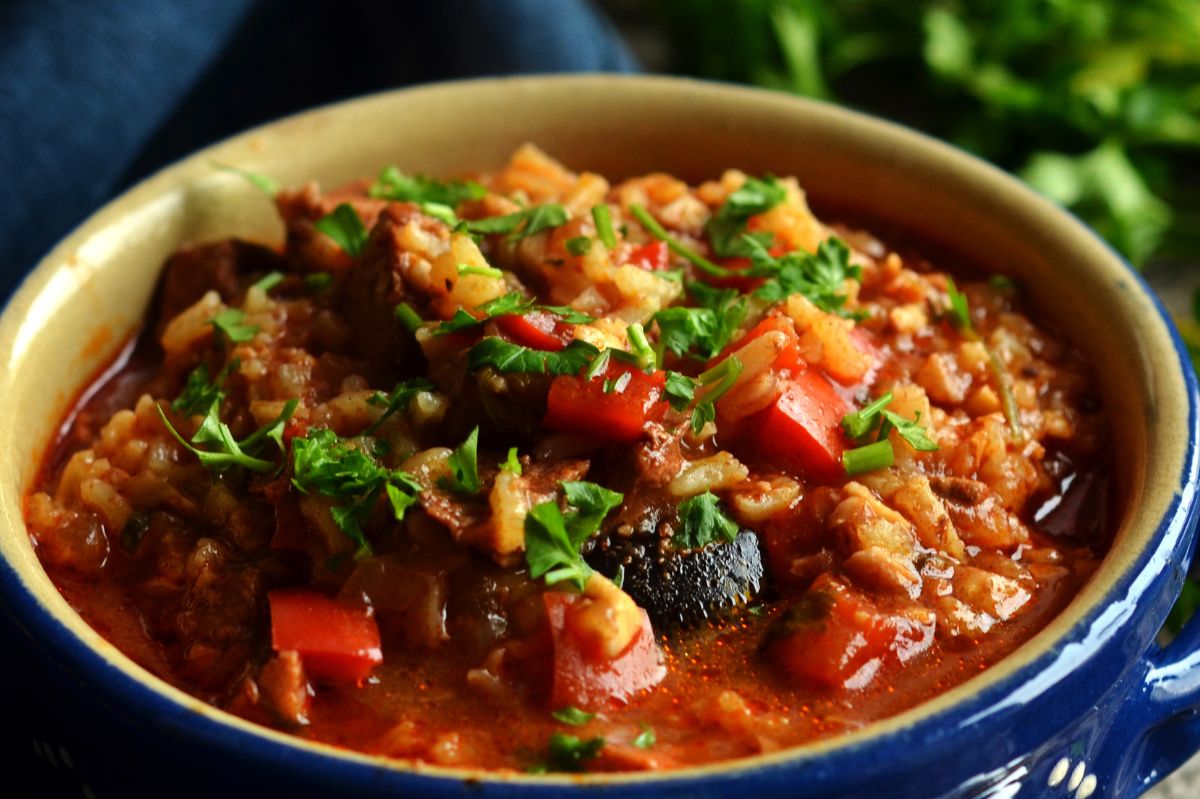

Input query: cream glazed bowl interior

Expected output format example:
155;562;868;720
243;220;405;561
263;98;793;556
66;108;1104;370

0;76;1196;799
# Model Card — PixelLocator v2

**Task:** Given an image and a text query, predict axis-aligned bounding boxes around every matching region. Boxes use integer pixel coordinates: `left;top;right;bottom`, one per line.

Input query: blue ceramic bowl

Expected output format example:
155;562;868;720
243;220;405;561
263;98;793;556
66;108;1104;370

0;76;1196;799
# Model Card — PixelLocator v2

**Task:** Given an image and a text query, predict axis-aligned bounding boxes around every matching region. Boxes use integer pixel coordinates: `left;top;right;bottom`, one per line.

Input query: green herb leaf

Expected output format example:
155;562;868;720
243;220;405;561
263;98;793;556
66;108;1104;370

690;355;743;433
367;166;486;206
653;283;748;361
315;203;369;257
210;309;258;344
212;162;279;196
467;204;569;242
629;203;729;277
468;337;600;376
561;481;624;545
881;409;939;452
705;175;787;257
457;263;504;279
434;292;593;337
172;360;237;417
364;377;435;435
566;236;593;256
945;277;972;330
440;426;481;494
626;323;657;371
394;302;424;333
533;733;606;773
663;370;696;411
291;428;422;559
156;398;296;474
841;391;894;441
304;272;333;294
632;724;656;750
551;707;596;726
525;501;594;591
751;236;862;317
502;446;522;475
673;491;740;549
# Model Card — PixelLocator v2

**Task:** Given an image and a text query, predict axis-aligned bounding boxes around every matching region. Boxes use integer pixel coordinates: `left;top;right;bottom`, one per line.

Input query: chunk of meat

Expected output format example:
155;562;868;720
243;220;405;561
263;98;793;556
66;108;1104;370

930;476;1031;550
257;650;312;727
337;554;451;648
154;240;282;338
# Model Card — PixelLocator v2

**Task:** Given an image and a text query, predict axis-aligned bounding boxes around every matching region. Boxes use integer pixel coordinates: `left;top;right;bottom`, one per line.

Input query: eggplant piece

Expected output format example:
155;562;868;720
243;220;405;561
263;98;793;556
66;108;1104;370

585;528;765;629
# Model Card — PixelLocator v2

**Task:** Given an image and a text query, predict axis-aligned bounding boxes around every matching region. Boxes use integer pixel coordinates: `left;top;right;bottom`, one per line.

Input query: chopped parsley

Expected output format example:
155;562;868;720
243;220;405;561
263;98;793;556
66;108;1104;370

551;706;595;726
434;292;593;336
394;302;424;333
251;271;284;294
363;377;435;435
672;491;740;549
750;236;862;317
625;323;657;371
652;283;747;361
315;203;369;257
943;278;1024;440
210;308;258;344
304;272;333;294
212;162;279;196
528;733;606;774
843;440;895;476
566;236;592;256
591;204;618;250
467;204;569;242
690;355;743;433
839;390;938;476
468;337;600;376
945;277;972;330
291;428;422;559
172;360;237;417
525;481;623;591
156;398;296;474
501;446;522;475
629;203;728;277
457;263;503;279
705;175;786;257
440;426;481;494
632;724;656;750
367;166;486;206
663;370;696;411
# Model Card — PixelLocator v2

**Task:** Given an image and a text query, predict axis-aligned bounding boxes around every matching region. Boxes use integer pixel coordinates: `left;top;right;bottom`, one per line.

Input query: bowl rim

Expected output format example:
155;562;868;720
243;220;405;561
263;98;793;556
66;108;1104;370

1;73;1197;792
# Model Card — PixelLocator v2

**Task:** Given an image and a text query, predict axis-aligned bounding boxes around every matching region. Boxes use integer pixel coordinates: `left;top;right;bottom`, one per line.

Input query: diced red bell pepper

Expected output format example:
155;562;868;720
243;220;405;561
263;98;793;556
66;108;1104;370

496;310;574;351
544;363;667;442
755;366;850;483
766;576;932;690
623;240;670;271
268;589;382;683
544;592;665;710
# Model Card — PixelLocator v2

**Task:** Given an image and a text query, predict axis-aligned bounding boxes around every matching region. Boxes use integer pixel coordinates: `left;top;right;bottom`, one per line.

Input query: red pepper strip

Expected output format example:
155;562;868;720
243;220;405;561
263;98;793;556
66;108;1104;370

622;240;670;271
755;365;851;484
496;310;573;351
766;575;933;690
268;589;382;683
544;363;667;442
544;592;665;710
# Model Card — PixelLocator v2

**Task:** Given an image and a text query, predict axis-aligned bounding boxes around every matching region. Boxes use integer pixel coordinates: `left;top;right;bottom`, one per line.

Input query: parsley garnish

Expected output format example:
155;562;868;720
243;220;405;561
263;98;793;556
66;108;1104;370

156;399;296;474
394;302;424;333
502;446;522;475
212;162;279;196
210;308;258;344
435;292;593;337
304;272;333;294
705;175;787;257
843;440;895;476
251;271;284;294
629;203;729;277
750;236;862;317
839;390;939;476
632;724;656;750
468;337;600;376
467;204;568;242
440;426;481;494
943;278;1024;440
367;166;486;207
526;481;623;591
457;263;503;279
172;360;237;417
315;203;369;257
551;707;596;726
690;356;743;433
672;491;740;549
529;733;606;774
566;236;592;256
363;377;434;435
653;283;747;361
291;428;422;559
626;323;657;371
663;370;696;411
591;205;618;250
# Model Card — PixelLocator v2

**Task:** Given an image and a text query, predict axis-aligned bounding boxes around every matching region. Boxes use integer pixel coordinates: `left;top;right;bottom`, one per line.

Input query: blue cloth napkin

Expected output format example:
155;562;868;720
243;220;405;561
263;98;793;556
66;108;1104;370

0;2;633;795
0;0;636;299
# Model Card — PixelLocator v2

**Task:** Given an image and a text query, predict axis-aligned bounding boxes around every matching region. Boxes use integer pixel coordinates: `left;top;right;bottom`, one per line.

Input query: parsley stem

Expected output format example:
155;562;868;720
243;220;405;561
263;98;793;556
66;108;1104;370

628;204;730;278
251;271;285;294
841;391;894;441
697;355;743;404
625;323;657;371
945;281;1024;441
591;204;618;250
843;440;894;476
457;263;504;279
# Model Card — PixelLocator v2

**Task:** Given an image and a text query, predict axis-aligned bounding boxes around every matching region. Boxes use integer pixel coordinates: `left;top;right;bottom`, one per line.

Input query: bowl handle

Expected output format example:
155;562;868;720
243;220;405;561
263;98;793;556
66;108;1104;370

1101;571;1200;797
